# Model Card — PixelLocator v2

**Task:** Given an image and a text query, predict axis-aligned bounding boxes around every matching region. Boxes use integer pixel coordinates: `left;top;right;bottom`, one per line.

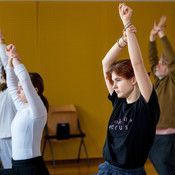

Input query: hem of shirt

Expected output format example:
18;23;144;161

157;122;175;128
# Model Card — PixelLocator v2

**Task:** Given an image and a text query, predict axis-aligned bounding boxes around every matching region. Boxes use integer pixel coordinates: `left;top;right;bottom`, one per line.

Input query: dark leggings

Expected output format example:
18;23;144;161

0;156;50;175
149;134;175;175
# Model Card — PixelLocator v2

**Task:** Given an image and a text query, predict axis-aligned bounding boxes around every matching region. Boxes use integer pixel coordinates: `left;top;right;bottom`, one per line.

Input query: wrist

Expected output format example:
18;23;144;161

123;22;132;32
8;59;13;67
123;20;131;26
149;34;156;42
158;30;165;38
117;37;127;48
122;35;127;43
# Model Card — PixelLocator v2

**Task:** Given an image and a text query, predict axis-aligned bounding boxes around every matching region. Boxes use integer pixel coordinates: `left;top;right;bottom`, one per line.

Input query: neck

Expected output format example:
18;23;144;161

126;85;140;104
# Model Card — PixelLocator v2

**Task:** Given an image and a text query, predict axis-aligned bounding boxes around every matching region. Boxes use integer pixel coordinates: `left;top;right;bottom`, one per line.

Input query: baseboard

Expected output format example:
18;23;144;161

45;157;104;165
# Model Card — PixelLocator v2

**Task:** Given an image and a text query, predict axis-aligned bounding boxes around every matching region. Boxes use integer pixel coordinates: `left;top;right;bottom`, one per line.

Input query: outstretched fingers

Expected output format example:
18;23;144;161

158;16;166;27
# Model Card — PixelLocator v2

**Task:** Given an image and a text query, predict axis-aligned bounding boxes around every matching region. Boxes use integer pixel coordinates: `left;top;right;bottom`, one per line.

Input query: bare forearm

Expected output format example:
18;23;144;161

150;33;157;42
127;30;143;66
158;30;166;38
102;37;126;71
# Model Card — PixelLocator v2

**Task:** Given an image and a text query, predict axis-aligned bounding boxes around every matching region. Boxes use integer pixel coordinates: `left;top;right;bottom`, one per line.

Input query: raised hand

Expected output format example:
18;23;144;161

119;3;133;26
150;16;166;41
157;16;166;31
150;21;159;37
123;25;137;42
6;44;16;61
6;44;15;55
6;44;21;67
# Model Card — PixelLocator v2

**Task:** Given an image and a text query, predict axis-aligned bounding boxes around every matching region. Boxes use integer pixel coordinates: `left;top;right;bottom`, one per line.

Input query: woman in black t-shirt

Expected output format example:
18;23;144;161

95;3;160;175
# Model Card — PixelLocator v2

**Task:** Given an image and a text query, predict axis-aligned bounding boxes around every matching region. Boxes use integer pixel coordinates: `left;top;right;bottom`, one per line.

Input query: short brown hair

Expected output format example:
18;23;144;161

107;59;135;85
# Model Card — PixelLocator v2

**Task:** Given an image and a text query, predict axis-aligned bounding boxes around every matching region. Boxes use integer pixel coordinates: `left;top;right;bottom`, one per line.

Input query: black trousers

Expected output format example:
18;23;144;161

149;134;175;175
0;156;50;175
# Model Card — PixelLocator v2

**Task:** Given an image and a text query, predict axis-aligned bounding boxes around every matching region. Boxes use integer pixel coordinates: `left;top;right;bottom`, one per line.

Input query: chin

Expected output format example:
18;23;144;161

155;73;162;80
155;71;161;77
117;94;123;98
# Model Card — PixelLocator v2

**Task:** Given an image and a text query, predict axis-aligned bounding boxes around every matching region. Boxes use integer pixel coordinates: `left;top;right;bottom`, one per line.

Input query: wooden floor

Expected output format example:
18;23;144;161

46;158;158;175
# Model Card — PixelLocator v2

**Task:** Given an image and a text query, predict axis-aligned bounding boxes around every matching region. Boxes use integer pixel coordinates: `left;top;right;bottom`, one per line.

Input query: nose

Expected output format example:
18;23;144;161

112;82;118;89
156;63;160;69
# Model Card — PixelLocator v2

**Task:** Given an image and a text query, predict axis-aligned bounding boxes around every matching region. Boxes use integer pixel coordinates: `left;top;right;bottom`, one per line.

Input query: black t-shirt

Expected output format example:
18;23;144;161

102;88;160;169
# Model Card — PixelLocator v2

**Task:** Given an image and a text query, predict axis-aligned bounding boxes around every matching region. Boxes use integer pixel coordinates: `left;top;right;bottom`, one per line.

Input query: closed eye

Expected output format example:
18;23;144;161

114;78;122;82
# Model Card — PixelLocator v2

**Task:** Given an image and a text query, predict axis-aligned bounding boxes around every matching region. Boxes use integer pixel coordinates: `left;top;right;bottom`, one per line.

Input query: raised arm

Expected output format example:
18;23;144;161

0;55;2;83
119;3;152;102
148;16;166;80
6;44;46;118
6;44;25;110
102;35;127;95
0;30;8;71
158;18;175;73
0;30;6;83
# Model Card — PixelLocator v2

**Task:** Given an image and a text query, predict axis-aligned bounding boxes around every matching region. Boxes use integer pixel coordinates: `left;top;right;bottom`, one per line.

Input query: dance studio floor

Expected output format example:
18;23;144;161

46;158;158;175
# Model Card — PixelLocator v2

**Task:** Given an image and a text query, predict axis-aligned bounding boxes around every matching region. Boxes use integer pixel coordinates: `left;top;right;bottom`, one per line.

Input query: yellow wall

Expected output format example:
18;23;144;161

0;1;175;161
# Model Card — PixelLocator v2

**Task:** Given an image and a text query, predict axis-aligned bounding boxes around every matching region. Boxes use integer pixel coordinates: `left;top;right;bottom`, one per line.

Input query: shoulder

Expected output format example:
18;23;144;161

137;89;160;122
29;106;47;119
139;88;158;107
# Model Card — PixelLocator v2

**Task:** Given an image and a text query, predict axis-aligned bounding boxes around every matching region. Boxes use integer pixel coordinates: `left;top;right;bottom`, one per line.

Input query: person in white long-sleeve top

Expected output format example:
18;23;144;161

0;30;16;169
0;44;50;175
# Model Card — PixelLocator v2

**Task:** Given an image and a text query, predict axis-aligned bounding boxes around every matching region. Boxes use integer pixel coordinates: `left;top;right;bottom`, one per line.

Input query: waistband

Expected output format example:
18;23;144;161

12;156;44;166
100;161;146;173
156;133;175;137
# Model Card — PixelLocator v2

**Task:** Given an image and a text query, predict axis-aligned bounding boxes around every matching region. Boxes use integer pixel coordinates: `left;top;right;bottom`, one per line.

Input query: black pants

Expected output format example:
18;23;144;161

0;156;50;175
149;134;175;175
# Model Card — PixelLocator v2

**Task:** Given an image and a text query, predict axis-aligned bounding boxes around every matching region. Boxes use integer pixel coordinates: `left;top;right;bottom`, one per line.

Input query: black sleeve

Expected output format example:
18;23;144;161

147;88;160;124
108;90;118;107
108;91;125;108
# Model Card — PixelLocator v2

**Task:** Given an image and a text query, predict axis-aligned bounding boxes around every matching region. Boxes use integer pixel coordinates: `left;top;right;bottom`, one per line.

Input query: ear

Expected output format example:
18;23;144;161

131;76;137;85
35;87;39;93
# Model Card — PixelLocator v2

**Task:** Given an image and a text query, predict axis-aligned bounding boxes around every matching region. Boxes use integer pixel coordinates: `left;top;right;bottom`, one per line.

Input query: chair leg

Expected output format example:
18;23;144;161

48;140;56;169
82;139;90;166
77;138;83;163
42;138;47;156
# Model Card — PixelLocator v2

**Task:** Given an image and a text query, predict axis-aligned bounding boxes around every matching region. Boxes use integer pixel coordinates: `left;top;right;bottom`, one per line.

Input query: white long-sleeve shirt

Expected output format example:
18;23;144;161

0;44;16;138
7;64;47;160
0;89;16;138
0;44;8;83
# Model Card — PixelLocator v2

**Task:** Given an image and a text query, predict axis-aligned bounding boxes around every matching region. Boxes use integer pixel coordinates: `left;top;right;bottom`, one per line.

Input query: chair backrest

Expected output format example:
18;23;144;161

47;104;78;136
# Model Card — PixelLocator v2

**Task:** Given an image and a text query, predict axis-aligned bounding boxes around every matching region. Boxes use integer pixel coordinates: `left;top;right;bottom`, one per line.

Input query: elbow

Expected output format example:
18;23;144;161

102;57;108;67
102;59;108;72
102;58;105;66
